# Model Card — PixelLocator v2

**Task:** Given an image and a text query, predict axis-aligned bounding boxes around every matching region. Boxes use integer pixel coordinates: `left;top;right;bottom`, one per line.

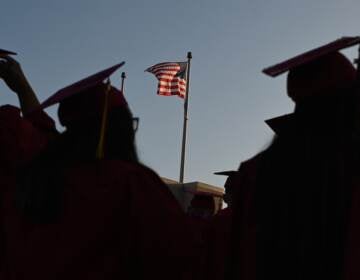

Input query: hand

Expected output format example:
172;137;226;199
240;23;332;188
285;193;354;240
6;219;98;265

0;56;39;114
0;56;31;95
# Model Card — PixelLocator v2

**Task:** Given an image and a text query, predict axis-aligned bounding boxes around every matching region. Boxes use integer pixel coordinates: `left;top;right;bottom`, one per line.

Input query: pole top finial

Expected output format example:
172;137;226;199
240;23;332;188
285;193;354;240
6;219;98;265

121;72;126;79
187;52;192;59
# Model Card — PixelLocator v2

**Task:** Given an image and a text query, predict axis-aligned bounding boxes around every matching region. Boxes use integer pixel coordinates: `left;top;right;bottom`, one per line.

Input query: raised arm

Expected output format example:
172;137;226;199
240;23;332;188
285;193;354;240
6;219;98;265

0;56;40;114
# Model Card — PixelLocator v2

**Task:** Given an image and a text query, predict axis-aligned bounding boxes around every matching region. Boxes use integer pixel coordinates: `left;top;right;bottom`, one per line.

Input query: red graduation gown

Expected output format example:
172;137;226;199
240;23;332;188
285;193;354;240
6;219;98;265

0;105;56;170
229;155;257;280
0;104;56;278
344;178;360;280
202;207;232;280
1;160;200;280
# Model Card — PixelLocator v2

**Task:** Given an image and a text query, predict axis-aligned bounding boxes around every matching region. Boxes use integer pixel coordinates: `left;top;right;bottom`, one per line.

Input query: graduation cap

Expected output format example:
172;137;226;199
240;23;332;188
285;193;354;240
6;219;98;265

265;114;295;135
0;49;17;57
263;37;360;77
214;170;241;191
214;170;237;177
263;37;360;133
39;62;125;110
39;62;126;159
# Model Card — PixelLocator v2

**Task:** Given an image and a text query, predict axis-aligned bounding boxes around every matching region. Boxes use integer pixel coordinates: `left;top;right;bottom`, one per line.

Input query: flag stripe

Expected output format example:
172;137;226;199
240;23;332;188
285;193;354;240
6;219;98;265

152;65;180;71
147;66;180;73
158;85;186;94
155;74;177;80
159;83;186;92
158;78;186;84
158;82;186;90
154;70;179;76
157;90;185;98
158;85;186;91
158;80;186;87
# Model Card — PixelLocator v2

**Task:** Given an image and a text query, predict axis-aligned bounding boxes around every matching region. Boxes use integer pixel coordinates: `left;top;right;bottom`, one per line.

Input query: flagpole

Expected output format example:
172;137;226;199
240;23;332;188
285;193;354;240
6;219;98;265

179;51;192;183
121;72;126;94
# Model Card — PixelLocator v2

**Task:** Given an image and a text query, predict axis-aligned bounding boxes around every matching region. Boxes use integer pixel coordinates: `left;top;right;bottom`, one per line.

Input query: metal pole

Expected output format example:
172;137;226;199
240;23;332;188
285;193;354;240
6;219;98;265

121;72;126;94
179;52;192;183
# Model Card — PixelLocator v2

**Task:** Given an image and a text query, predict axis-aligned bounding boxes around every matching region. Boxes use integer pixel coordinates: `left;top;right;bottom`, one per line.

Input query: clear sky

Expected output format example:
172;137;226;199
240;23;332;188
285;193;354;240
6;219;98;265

1;0;360;188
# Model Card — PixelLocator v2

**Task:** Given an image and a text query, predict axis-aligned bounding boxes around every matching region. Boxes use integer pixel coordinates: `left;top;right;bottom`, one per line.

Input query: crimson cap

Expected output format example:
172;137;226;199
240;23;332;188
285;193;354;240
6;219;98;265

39;62;125;110
265;114;295;135
214;170;237;177
0;49;17;57
263;37;360;77
38;63;127;127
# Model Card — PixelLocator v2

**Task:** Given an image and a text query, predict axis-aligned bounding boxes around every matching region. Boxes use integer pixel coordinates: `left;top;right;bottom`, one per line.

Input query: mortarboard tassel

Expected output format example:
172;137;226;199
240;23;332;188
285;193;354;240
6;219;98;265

95;79;111;159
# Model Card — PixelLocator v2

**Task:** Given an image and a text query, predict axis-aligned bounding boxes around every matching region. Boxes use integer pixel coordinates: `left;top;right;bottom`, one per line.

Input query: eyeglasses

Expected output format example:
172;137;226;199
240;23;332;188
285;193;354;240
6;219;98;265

132;117;139;132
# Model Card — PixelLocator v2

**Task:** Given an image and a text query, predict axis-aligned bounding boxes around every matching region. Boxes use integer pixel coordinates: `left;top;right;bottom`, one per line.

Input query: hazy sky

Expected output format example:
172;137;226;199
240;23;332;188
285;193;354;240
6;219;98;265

1;0;360;188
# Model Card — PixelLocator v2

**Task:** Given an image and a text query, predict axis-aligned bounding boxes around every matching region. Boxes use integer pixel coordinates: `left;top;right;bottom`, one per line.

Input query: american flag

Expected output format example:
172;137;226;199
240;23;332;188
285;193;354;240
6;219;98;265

146;62;188;98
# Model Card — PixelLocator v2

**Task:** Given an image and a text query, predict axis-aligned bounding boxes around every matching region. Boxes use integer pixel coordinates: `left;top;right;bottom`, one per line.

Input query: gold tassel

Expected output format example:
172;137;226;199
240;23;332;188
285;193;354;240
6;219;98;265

95;79;111;159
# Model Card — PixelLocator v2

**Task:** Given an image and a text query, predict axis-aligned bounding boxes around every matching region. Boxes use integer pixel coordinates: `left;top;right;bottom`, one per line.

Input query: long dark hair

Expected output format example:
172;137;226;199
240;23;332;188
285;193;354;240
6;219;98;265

16;105;139;224
257;85;360;280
